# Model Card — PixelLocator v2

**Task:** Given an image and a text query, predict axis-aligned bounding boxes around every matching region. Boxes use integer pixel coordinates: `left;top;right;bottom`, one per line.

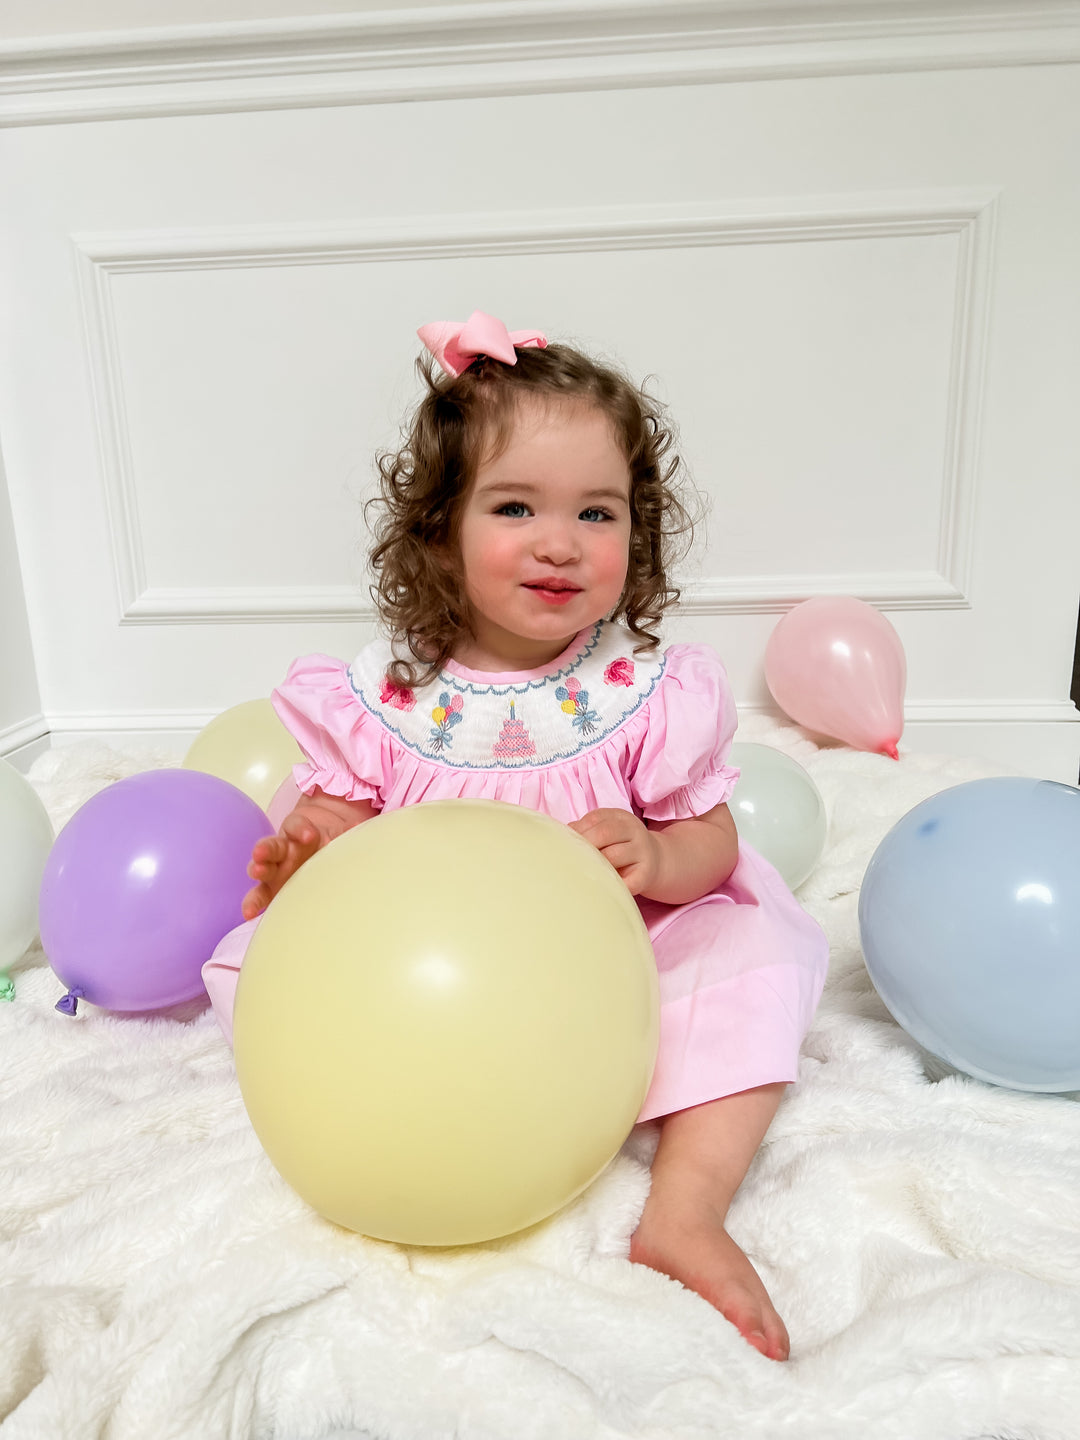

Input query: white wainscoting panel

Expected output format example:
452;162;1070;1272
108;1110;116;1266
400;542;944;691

0;42;1077;779
73;189;993;623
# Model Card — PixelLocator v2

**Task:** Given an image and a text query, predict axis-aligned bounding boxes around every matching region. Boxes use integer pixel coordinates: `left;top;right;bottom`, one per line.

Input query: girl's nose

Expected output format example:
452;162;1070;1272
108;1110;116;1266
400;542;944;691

533;519;581;565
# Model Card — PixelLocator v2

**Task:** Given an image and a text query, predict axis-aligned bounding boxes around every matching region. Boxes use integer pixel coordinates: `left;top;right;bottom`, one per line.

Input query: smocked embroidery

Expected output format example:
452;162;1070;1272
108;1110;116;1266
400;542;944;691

555;677;600;735
346;622;667;771
379;678;415;711
429;692;464;751
604;657;635;687
492;702;536;764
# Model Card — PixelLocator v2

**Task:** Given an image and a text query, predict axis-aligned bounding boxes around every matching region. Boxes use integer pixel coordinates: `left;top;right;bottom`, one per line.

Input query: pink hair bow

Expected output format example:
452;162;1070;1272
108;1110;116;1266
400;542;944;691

417;309;548;378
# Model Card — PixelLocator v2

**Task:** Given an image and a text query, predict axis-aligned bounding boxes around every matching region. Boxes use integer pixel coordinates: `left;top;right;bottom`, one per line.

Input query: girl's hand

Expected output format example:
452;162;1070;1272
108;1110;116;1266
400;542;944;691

242;812;323;920
241;789;377;920
569;808;661;897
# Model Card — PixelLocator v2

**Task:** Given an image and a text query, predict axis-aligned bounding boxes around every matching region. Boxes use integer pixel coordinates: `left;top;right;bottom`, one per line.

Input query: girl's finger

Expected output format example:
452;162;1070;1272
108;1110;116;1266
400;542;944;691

252;835;287;866
241;884;270;920
280;815;318;845
567;817;599;840
570;809;624;837
598;840;644;871
580;821;632;852
617;866;646;896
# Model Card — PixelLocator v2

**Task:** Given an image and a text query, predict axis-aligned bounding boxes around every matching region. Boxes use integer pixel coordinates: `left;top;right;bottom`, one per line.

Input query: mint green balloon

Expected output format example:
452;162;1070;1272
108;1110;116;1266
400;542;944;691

729;743;827;890
0;756;54;972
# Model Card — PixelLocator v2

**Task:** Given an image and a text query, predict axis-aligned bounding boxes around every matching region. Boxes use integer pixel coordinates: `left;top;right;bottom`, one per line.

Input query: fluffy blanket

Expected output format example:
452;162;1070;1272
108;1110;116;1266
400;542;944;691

2;720;1079;1440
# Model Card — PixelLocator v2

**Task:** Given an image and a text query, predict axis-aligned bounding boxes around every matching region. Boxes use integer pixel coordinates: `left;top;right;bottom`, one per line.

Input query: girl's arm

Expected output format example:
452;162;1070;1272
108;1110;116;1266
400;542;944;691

569;803;738;906
242;787;377;919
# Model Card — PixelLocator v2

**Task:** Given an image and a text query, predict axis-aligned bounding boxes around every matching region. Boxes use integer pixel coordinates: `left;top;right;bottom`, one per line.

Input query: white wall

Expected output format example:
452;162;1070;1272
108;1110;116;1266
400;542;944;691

1;1;1078;779
0;448;44;754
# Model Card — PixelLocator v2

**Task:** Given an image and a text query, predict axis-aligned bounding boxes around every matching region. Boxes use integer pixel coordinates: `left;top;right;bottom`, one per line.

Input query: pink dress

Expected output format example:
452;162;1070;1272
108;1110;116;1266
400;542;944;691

202;621;828;1122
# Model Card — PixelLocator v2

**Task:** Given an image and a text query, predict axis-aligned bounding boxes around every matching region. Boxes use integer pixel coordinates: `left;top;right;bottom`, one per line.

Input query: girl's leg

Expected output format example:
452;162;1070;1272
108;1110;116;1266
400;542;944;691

201;916;261;1046
629;1082;789;1360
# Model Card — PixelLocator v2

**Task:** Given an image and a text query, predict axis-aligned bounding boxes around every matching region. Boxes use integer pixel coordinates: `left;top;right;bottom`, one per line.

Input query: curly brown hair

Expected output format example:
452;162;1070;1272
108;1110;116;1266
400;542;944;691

366;342;695;687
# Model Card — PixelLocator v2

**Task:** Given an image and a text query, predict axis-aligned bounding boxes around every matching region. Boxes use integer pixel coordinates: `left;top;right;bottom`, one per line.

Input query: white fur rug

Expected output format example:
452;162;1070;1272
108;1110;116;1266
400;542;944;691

3;720;1080;1440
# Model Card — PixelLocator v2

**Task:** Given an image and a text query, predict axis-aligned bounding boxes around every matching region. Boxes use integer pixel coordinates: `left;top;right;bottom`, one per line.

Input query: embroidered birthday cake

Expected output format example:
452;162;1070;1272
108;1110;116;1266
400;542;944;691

493;702;537;764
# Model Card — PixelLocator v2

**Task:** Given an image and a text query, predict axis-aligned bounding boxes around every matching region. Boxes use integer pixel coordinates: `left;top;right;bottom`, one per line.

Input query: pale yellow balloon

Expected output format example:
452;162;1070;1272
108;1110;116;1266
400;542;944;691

183;699;304;813
234;799;659;1246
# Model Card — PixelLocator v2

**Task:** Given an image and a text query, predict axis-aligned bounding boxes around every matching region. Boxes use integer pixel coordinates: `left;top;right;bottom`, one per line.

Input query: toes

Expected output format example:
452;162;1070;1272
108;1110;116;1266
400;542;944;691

717;1291;767;1346
763;1317;791;1362
720;1296;789;1362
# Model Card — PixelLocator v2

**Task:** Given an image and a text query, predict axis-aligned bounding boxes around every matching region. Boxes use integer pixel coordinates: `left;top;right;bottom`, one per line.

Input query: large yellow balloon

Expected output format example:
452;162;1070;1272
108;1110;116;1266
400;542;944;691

234;799;659;1246
183;699;304;813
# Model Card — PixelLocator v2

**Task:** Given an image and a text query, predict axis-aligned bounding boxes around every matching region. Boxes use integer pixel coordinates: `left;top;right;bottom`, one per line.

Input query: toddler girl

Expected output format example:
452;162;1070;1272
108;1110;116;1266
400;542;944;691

202;310;828;1362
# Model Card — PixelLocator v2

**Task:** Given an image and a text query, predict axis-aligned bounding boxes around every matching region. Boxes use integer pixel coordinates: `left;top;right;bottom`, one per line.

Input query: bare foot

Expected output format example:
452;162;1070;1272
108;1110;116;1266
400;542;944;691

630;1201;790;1361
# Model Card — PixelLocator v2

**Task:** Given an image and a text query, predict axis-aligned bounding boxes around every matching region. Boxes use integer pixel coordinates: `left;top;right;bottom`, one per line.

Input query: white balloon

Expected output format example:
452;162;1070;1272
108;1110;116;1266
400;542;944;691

0;756;54;971
729;743;827;891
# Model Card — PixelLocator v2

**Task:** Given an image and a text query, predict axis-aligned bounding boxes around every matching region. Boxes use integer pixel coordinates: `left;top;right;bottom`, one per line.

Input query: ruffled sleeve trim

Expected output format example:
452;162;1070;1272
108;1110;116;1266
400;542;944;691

628;644;741;822
271;654;388;808
641;763;741;824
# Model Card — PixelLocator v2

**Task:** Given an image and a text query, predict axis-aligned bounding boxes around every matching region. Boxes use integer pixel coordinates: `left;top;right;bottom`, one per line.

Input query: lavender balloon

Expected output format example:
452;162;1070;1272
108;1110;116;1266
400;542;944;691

40;769;271;1015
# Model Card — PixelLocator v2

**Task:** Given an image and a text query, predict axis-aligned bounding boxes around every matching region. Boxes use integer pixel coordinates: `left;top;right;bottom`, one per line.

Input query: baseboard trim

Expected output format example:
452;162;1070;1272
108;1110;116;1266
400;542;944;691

0;712;49;756
39;698;1080;783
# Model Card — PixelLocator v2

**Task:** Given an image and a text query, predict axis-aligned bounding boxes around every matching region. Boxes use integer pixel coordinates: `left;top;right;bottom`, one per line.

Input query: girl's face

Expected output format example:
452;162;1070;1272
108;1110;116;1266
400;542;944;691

454;397;632;671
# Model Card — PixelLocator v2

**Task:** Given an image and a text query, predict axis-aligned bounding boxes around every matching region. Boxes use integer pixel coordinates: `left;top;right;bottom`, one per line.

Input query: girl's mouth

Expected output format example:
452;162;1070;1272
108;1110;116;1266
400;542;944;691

524;582;582;606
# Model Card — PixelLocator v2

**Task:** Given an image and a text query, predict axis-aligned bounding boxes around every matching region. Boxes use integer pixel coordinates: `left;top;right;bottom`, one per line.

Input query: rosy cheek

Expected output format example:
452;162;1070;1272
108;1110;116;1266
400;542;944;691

465;528;518;583
600;533;631;581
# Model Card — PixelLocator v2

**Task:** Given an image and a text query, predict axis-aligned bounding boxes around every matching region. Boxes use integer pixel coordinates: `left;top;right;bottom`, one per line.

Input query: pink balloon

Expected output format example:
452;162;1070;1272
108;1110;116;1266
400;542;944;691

765;597;906;758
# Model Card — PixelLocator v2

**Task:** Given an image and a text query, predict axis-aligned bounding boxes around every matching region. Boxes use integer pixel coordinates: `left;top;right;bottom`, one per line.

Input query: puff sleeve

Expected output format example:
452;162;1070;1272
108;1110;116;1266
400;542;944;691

628;644;740;822
271;654;389;807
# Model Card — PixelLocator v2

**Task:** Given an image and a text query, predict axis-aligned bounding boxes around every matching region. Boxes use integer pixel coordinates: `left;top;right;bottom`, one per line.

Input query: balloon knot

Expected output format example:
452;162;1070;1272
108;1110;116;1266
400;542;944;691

55;988;84;1017
883;743;900;761
0;974;15;1002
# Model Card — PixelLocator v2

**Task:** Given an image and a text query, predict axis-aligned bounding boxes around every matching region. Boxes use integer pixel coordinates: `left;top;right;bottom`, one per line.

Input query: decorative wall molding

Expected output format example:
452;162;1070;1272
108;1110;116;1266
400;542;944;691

121;585;374;624
2;1;1079;126
683;570;969;616
73;188;997;625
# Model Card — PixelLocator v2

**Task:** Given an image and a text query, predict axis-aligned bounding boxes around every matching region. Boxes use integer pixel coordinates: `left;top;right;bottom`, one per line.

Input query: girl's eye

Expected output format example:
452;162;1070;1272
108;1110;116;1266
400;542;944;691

580;507;614;523
495;501;530;518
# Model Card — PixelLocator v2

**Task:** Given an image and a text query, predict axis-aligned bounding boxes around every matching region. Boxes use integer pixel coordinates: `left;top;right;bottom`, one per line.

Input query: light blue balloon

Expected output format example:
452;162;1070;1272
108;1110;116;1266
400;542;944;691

858;777;1080;1091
